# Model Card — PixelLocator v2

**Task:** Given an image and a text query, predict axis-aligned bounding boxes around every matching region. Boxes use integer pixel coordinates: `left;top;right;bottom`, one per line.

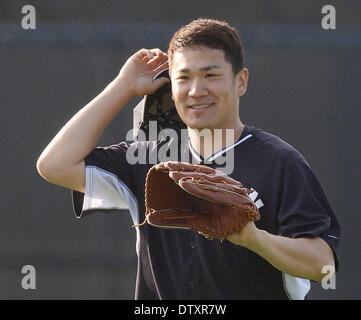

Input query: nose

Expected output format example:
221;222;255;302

188;78;208;98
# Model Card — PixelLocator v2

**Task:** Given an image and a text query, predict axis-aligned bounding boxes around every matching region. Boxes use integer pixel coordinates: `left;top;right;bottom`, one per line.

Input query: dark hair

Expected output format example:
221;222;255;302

168;18;244;75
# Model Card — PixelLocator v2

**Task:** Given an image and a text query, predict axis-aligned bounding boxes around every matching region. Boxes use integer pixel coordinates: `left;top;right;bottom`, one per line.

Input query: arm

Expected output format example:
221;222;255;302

227;222;335;282
36;48;169;193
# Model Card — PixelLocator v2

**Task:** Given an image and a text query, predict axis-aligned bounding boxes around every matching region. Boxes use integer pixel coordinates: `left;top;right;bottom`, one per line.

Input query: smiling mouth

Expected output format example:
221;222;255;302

189;103;214;110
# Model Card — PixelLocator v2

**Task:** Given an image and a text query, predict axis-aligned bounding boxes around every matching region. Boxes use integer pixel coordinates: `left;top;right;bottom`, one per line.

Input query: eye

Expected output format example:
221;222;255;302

176;75;189;80
205;73;218;78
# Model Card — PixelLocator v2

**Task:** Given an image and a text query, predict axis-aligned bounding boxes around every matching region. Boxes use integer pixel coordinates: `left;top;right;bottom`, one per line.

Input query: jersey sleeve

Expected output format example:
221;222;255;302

277;149;341;270
71;141;148;225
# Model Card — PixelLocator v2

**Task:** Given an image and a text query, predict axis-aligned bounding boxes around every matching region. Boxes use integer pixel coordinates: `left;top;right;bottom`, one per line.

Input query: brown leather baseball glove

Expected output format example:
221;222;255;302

136;161;260;240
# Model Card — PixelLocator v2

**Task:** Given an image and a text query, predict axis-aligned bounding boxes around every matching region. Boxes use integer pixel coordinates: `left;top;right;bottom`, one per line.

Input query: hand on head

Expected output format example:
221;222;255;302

118;48;170;98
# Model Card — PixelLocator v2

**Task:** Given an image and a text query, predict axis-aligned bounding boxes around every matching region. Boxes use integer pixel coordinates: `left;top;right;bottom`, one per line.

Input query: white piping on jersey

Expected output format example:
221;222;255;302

327;235;339;239
188;134;253;163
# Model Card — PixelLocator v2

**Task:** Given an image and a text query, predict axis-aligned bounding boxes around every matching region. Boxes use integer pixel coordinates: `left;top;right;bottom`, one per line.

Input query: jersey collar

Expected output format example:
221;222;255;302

188;126;253;163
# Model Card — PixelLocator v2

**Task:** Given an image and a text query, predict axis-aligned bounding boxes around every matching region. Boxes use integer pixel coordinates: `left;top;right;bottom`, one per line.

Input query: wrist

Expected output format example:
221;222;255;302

242;227;269;253
112;73;137;102
227;222;268;252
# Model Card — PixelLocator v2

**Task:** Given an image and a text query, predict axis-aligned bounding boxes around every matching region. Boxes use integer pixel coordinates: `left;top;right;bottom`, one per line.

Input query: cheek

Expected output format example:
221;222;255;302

170;86;184;113
210;84;229;102
217;82;237;101
171;85;185;103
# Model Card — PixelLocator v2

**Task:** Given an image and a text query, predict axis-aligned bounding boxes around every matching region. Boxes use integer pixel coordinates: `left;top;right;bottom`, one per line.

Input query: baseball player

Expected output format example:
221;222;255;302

37;18;341;299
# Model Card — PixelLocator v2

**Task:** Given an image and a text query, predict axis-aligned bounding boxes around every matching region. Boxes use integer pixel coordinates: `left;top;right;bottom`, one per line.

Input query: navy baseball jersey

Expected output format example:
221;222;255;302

72;124;341;299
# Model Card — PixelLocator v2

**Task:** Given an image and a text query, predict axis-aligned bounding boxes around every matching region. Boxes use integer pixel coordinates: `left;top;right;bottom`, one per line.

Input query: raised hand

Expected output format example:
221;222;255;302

118;48;170;98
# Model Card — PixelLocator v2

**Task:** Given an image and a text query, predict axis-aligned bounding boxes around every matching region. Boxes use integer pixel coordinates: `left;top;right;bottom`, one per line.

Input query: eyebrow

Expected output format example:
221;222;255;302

178;65;222;73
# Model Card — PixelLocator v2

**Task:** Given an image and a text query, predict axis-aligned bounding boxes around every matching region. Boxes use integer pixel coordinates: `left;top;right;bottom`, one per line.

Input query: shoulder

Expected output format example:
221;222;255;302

246;125;308;164
93;139;170;157
90;138;179;173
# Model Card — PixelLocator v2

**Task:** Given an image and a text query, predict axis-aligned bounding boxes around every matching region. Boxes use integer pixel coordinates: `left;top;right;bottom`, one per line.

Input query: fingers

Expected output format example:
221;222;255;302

147;52;168;74
152;76;170;89
153;60;169;76
134;48;169;82
134;48;155;59
145;50;155;60
137;48;168;66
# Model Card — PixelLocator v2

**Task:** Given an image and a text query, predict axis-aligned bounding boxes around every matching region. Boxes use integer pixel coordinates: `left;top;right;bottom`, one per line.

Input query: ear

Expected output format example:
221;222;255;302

236;68;249;97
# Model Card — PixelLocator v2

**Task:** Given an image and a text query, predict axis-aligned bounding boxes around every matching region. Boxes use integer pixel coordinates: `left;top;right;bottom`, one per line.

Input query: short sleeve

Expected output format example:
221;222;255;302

71;142;144;225
277;150;341;270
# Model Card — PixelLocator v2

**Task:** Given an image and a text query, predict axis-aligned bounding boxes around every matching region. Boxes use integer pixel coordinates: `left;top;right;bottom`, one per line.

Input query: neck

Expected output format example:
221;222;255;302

188;120;244;159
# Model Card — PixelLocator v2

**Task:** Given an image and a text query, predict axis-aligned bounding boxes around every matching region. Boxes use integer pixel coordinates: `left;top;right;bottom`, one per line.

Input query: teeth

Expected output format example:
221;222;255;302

191;104;212;109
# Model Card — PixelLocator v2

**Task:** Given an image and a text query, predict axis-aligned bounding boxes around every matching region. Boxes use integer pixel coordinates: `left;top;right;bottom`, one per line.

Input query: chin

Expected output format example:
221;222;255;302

186;122;215;132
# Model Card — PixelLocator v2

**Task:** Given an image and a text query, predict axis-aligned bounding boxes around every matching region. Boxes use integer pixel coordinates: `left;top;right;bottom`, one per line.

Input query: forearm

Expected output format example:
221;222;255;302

228;224;335;282
37;48;169;191
37;75;133;181
244;229;334;282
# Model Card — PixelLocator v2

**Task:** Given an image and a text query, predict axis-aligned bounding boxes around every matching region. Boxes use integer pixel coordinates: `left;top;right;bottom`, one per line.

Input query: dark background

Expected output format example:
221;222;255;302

0;0;360;299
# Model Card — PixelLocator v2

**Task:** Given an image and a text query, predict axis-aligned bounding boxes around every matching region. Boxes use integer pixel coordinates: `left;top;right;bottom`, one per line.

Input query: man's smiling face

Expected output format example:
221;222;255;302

170;46;247;131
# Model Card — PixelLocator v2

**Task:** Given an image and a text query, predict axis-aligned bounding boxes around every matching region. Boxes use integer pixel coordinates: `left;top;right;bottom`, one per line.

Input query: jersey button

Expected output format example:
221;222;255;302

188;281;194;289
190;242;195;249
